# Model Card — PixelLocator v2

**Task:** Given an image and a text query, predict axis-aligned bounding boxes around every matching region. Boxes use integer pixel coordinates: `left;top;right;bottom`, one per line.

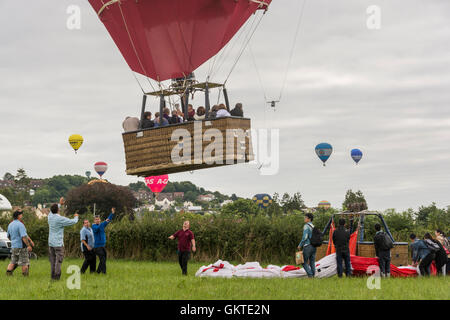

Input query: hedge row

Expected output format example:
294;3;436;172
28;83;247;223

0;211;439;264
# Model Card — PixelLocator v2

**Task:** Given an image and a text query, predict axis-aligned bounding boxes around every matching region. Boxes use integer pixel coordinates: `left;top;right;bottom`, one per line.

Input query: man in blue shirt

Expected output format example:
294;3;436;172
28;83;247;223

6;210;34;277
297;213;316;278
410;233;434;276
92;208;115;274
80;219;96;274
48;198;79;280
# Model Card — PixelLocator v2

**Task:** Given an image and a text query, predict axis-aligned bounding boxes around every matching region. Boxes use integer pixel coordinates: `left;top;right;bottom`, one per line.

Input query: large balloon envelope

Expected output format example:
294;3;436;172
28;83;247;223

351;149;363;164
94;162;108;178
315;143;333;166
252;193;272;209
88;0;271;81
144;175;169;193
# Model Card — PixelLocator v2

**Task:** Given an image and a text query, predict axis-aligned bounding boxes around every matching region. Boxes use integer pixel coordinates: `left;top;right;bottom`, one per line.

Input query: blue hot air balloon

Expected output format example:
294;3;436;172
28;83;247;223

351;149;363;164
315;143;333;166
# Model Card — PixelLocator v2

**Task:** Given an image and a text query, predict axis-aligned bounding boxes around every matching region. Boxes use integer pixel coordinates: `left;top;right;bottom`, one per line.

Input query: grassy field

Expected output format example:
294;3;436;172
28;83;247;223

0;258;448;300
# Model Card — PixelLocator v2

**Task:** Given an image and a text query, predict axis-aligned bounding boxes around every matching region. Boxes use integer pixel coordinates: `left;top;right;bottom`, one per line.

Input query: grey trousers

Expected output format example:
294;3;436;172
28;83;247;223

49;246;65;280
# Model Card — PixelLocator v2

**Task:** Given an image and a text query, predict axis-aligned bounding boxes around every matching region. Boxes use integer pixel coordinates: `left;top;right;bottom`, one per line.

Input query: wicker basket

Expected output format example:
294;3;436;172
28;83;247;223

122;117;254;176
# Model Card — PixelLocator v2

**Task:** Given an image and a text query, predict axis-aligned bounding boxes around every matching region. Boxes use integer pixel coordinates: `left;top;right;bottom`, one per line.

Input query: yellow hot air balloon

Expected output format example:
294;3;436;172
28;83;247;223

69;134;83;153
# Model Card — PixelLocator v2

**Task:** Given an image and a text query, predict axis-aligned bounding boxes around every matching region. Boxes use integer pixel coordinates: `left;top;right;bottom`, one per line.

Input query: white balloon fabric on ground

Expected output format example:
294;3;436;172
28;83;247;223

195;254;340;279
194;254;421;279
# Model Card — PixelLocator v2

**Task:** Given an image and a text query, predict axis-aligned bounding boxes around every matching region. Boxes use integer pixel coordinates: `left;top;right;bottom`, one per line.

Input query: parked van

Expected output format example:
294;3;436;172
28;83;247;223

0;227;11;259
0;194;13;259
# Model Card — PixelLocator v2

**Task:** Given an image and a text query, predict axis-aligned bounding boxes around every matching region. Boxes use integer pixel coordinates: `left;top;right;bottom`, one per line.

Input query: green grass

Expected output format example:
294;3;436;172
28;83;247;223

0;259;448;300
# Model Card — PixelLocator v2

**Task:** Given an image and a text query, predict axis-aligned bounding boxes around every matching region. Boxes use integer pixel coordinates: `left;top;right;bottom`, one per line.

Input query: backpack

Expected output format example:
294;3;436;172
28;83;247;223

381;232;394;250
308;224;323;247
424;239;440;253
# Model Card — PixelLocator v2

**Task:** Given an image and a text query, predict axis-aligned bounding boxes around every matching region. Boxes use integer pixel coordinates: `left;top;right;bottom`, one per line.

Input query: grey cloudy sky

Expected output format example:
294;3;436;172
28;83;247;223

1;0;450;211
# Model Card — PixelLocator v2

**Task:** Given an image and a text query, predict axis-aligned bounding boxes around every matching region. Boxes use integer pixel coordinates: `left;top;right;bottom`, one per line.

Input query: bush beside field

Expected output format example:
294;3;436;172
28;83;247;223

1;208;444;264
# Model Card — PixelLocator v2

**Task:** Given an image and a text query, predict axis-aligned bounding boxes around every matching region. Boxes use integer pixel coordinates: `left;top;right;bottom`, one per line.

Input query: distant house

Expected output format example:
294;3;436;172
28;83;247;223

220;200;233;207
133;190;154;203
173;192;184;199
197;194;215;202
0;180;15;188
156;193;174;202
35;204;50;219
140;204;155;211
29;179;44;190
155;197;174;210
183;201;193;208
186;206;203;213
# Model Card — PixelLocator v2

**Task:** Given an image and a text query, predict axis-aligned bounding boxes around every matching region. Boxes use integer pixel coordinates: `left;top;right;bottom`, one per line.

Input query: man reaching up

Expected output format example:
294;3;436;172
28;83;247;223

92;208;115;274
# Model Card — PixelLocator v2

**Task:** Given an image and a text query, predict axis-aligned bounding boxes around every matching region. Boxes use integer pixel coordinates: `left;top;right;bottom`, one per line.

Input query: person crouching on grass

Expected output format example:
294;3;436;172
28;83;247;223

92;208;115;274
169;220;196;276
6;210;34;277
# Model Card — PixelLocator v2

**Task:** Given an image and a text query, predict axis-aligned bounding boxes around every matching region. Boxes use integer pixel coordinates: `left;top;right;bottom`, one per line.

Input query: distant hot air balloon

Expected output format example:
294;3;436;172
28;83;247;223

252;194;273;209
85;171;91;179
351;149;363;164
318;200;331;210
315;143;333;166
94;162;108;178
69;134;83;153
144;175;169;193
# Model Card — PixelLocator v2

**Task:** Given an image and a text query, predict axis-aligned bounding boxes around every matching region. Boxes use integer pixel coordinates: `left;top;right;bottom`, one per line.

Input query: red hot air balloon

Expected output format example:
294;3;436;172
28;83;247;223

145;175;169;193
87;0;271;81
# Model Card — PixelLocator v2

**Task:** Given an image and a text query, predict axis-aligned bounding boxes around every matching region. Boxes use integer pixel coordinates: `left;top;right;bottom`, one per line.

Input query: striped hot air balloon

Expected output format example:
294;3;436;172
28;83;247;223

94;162;108;178
318;200;331;210
252;194;273;209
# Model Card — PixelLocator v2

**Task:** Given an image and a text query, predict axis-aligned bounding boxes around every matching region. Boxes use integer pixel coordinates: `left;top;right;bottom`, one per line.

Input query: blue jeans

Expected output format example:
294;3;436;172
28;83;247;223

302;245;316;277
336;250;352;277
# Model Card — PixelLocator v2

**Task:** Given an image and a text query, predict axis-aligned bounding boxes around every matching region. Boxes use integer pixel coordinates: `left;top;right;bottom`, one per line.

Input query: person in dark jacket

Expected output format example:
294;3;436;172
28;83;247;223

92;208;115;274
154;112;169;127
230;103;244;117
163;107;171;122
424;233;447;275
373;223;391;277
140;111;154;129
169;110;181;124
410;233;434;276
209;105;218;119
332;218;352;277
